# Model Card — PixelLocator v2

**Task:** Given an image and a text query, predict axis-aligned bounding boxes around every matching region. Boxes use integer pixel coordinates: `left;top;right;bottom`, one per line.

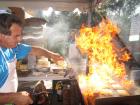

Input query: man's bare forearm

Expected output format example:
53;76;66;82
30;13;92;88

29;46;53;58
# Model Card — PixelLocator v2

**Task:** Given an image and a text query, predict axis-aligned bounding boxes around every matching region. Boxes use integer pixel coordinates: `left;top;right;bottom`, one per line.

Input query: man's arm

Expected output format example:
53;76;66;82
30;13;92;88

29;46;64;63
0;91;33;105
0;93;13;104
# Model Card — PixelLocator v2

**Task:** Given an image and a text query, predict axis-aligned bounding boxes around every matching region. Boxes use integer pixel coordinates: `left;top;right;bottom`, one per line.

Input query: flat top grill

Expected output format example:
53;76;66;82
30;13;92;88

95;95;140;105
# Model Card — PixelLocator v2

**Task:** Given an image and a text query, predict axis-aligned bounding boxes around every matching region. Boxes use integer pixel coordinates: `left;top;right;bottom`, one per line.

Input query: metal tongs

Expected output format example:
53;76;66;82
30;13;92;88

63;58;75;79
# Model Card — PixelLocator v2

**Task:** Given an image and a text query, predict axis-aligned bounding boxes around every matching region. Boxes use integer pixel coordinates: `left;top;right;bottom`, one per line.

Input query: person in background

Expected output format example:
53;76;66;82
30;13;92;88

0;13;64;105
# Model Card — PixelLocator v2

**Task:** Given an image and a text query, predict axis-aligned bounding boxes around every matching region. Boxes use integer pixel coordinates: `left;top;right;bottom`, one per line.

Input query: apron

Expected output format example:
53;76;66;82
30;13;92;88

0;47;18;93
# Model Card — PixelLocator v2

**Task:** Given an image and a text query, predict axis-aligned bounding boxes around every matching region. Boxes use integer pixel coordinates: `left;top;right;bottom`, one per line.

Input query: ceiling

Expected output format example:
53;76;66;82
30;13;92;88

0;0;91;12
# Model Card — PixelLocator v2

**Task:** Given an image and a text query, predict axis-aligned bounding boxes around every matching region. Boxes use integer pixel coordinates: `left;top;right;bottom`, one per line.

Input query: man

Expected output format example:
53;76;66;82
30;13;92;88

0;13;64;105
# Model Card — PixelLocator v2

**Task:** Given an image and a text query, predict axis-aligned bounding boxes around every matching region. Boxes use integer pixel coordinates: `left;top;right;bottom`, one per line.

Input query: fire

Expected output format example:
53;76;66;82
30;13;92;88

76;19;133;105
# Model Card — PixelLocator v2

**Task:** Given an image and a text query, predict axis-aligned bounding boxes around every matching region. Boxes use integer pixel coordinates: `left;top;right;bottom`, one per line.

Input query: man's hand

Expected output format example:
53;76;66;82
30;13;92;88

50;53;64;63
14;91;33;105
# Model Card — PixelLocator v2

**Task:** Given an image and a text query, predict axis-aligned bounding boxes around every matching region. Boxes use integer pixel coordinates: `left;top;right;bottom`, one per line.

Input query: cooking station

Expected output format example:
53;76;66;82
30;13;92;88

17;18;140;105
18;78;140;105
1;0;140;105
15;19;140;105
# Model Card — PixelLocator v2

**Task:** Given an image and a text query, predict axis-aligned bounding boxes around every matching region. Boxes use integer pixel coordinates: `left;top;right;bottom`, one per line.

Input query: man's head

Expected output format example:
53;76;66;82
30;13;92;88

0;13;23;48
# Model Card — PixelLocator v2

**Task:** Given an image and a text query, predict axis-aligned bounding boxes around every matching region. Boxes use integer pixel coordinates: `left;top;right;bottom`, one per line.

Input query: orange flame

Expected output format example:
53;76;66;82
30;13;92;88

76;19;133;105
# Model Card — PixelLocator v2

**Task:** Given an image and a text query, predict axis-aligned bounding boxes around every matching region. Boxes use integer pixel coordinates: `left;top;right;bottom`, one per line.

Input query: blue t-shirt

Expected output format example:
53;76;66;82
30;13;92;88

0;43;32;87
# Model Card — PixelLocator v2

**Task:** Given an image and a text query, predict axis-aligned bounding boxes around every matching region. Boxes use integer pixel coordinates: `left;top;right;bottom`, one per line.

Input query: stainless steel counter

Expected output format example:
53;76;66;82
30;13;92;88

18;71;69;81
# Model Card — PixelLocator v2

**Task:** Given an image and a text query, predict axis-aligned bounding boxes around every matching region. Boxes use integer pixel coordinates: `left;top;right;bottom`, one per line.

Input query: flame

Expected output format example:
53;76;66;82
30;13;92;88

119;51;131;61
76;19;133;105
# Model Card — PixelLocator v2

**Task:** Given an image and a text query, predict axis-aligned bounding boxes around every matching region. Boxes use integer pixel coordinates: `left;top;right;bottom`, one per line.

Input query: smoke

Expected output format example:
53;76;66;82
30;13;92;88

42;19;70;56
